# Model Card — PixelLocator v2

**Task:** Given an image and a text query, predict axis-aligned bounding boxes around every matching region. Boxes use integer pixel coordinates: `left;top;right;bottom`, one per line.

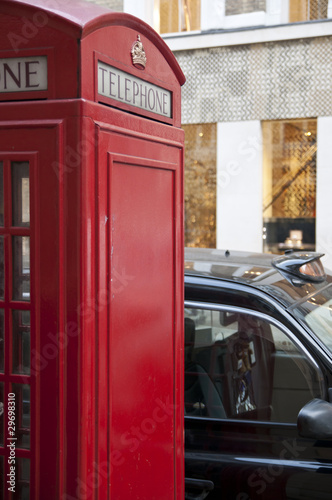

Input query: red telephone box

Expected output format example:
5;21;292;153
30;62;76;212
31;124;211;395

0;1;185;498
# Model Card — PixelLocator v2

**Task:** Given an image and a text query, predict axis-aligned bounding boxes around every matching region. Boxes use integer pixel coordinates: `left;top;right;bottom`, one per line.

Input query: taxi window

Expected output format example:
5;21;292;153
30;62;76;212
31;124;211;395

185;306;323;422
291;283;332;355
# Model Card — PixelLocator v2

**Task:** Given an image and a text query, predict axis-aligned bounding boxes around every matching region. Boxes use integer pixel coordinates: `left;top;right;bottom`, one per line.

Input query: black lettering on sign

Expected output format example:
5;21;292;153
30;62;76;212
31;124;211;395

0;56;47;93
97;60;172;118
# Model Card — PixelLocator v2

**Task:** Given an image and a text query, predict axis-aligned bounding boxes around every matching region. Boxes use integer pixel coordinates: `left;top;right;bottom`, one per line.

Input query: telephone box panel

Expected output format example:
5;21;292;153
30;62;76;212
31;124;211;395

110;157;175;498
95;125;183;497
0;1;185;498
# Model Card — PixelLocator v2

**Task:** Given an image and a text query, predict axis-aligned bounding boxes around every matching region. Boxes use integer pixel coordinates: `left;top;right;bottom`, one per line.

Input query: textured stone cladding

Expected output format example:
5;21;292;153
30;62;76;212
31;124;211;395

176;36;332;124
85;0;123;10
225;0;266;15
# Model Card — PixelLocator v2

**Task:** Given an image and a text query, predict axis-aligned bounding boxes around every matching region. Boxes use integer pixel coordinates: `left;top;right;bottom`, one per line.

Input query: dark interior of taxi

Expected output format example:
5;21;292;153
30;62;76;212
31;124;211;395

185;310;321;424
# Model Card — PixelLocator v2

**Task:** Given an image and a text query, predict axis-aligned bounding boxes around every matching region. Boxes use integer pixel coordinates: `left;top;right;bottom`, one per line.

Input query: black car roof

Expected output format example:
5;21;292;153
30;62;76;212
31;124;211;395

184;247;332;309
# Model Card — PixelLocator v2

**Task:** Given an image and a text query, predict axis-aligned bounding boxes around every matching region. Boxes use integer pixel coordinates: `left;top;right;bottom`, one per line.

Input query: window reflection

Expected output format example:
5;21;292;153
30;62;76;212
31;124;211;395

14;457;30;500
11;384;30;450
185;307;322;422
12;310;30;375
12;162;30;227
0;162;3;226
0;236;3;300
0;310;3;373
0;456;3;499
0;382;3;446
12;236;30;301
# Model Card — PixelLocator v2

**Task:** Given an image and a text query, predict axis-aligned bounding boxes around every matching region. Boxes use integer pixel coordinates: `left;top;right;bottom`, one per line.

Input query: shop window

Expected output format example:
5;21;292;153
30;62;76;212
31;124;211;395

183;123;216;248
158;0;200;34
289;0;328;21
262;119;317;254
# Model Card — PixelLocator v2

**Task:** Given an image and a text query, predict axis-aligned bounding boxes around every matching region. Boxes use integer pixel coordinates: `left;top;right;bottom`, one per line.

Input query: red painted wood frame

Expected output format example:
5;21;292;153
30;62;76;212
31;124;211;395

0;152;36;498
0;121;64;499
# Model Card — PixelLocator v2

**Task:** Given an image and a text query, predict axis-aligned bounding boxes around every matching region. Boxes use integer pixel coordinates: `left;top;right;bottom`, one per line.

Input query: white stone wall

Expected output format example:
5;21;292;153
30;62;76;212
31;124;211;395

316;117;332;271
217;121;263;252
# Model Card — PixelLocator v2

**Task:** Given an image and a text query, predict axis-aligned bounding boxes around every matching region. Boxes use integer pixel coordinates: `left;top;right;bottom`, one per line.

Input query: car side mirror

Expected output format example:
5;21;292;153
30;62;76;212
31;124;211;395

297;398;332;440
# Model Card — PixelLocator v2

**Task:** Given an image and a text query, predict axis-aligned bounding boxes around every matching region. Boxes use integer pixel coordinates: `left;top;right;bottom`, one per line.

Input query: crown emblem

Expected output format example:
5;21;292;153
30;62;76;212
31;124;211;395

131;35;147;70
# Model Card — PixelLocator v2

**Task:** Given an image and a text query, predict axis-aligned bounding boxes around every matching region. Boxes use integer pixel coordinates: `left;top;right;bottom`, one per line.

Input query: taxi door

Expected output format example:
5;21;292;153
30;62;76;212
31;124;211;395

184;287;332;500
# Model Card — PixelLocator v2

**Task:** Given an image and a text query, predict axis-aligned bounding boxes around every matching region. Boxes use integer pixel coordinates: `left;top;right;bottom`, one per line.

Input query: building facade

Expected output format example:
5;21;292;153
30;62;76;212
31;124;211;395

89;0;332;268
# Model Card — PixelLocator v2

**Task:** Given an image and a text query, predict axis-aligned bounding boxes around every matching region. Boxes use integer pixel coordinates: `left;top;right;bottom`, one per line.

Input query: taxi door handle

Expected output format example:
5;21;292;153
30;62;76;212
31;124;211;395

185;477;214;500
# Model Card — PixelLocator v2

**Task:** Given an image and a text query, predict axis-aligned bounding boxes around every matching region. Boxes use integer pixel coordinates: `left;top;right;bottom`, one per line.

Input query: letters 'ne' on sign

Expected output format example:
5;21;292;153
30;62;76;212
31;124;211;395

0;56;48;93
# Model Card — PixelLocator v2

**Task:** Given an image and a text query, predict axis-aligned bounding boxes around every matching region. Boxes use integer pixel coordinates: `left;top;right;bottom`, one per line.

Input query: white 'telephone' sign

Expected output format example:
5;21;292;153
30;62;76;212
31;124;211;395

98;60;172;118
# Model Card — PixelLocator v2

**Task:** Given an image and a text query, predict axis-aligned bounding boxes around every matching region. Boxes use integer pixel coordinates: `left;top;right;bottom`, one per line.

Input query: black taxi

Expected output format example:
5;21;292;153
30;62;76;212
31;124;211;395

184;248;332;500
